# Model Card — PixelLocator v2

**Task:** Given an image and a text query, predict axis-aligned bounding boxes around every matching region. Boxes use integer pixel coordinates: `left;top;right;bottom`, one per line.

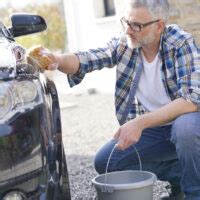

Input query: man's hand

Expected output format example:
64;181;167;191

114;119;144;150
28;46;80;75
27;46;59;71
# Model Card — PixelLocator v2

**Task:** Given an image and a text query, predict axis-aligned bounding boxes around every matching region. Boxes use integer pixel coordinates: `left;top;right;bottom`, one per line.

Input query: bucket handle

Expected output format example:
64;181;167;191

102;143;142;193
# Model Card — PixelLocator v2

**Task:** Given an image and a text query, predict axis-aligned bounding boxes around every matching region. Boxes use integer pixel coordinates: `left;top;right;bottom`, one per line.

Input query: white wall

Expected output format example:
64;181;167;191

64;0;121;50
61;0;122;94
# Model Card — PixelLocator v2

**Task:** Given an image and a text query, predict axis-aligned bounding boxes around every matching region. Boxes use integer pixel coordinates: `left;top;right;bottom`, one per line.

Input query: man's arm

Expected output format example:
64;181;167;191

49;53;80;75
115;98;198;150
137;97;197;128
37;37;122;75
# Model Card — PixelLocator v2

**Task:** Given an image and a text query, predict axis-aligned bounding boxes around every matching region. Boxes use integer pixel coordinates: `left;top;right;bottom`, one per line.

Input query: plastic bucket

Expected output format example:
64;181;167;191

92;170;156;200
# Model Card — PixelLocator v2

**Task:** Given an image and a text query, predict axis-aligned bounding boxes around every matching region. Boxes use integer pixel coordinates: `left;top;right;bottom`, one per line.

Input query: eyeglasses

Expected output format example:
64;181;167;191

120;17;159;32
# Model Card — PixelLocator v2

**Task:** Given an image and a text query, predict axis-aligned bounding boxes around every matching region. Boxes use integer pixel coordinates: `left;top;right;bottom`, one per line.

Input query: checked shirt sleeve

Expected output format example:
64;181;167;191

67;37;120;87
176;37;200;110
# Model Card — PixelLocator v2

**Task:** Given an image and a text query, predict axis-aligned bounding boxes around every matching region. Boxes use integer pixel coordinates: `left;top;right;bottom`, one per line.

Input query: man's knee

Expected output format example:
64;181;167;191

171;112;200;147
94;152;106;174
94;139;118;174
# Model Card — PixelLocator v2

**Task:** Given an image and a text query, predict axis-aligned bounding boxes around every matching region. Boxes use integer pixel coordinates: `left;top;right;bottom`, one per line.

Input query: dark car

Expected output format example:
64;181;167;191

0;14;71;200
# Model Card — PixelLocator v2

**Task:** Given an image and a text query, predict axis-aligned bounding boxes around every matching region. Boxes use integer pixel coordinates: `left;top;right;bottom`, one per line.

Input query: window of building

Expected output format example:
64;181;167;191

104;0;116;16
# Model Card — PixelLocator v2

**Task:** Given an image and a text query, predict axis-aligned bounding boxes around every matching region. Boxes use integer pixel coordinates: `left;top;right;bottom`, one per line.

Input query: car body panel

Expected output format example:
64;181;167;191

0;14;71;200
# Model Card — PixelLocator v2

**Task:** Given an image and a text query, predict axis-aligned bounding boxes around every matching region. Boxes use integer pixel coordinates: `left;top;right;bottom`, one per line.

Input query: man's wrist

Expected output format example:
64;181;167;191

53;53;61;69
133;115;150;130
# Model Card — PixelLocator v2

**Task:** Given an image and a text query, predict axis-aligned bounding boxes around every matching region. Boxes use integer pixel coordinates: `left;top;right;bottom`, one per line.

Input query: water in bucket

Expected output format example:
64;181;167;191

92;145;157;200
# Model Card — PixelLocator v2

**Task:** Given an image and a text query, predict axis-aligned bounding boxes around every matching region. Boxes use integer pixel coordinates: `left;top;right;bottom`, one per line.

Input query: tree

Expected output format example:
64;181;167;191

0;1;67;51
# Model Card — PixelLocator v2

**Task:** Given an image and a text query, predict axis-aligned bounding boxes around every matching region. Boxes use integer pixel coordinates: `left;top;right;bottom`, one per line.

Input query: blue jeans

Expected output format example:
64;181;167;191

94;112;200;200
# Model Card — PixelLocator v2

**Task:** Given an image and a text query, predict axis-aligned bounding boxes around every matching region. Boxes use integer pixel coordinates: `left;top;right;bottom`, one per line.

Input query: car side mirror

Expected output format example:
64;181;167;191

9;13;47;37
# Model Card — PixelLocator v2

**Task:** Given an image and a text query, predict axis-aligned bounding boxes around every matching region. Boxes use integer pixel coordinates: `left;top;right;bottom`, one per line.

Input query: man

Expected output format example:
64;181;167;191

34;0;200;199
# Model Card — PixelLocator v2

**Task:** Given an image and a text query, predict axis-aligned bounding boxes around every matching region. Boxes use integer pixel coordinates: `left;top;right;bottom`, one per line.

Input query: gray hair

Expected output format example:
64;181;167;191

129;0;170;22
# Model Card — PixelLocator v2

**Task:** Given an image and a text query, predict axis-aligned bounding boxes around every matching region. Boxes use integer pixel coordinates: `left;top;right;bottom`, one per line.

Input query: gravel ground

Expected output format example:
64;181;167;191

60;90;168;200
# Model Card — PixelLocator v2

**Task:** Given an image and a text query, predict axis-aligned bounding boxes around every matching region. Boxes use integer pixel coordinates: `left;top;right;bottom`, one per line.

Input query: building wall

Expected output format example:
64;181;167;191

64;0;200;51
114;0;200;45
168;0;200;44
63;0;120;51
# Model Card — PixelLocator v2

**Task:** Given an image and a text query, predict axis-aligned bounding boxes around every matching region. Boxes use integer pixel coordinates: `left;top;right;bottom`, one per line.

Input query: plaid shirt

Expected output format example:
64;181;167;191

68;25;200;125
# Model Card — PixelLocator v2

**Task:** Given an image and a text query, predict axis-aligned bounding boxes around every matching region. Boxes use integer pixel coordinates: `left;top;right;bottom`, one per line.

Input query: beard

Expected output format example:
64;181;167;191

126;36;141;49
126;30;156;49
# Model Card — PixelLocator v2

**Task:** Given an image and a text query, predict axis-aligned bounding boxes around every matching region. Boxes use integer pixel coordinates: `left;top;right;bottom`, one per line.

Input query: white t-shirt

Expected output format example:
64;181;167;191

135;52;171;112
